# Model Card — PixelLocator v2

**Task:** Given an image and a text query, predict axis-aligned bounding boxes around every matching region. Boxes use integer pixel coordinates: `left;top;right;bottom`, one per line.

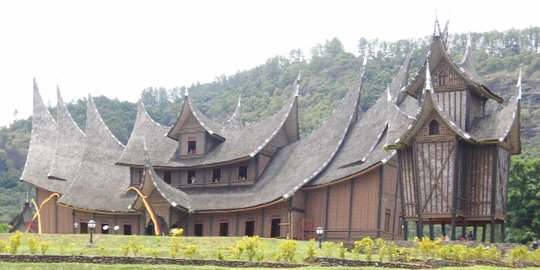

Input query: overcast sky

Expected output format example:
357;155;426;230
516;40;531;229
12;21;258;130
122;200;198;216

0;0;538;127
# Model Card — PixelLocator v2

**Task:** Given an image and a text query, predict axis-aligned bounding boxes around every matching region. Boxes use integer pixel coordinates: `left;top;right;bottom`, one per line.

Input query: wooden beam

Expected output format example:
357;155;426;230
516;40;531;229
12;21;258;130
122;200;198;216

491;146;498;243
376;165;384;238
348;178;355;241
411;142;423;238
324;186;330;239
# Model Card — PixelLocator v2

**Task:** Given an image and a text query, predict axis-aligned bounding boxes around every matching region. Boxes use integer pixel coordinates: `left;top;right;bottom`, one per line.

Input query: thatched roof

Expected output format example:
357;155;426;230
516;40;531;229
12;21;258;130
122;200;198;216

118;82;299;168
48;87;85;182
20;80;67;193
403;31;503;103
58;95;136;212
224;95;243;129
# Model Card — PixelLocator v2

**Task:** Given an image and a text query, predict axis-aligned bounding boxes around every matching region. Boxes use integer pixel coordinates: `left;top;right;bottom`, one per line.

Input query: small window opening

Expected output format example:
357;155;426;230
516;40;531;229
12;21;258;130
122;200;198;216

212;169;221;183
123;224;132;235
80;222;88;234
385;209;391;232
130;168;142;185
238;166;248;180
438;70;448;86
163;171;172;184
188;140;197;155
194;223;203;236
271;218;281;238
428;119;440;135
187;170;197;184
245;220;255;236
219;222;229;236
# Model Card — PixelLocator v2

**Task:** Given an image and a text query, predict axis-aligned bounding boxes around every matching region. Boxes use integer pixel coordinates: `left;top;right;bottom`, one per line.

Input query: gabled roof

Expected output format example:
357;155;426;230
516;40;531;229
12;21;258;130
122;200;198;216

48;87;85;182
141;59;367;212
20;80;66;193
58;95;136;213
403;27;503;103
167;89;225;141
469;70;522;154
120;80;300;168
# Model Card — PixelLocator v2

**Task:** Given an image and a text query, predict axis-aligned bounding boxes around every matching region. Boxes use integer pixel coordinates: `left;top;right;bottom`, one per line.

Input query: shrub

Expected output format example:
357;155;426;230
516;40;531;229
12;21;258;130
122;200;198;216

236;236;263;261
9;231;22;255
337;242;347;259
121;244;130;257
0;240;7;253
414;236;441;259
275;239;297;262
304;240;316;262
322;241;336;257
169;236;181;258
183;244;198;258
510;245;530;261
470;245;502;261
397;247;413;262
39;241;50;255
98;245;108;256
438;244;469;262
28;237;39;254
128;237;144;256
216;250;225;260
353;237;374;261
148;248;160;258
170;228;184;237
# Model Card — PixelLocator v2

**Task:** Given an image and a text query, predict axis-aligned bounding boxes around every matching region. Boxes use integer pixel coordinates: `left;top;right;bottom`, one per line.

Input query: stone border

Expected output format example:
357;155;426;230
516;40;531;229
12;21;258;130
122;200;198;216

0;255;307;268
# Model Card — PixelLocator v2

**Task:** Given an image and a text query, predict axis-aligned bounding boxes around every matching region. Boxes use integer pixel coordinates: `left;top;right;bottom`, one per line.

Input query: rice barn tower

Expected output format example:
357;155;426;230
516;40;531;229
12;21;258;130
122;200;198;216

386;21;522;242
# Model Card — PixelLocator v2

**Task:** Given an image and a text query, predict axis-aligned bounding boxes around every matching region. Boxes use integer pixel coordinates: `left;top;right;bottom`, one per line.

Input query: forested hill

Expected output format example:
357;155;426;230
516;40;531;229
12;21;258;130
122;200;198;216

1;27;539;229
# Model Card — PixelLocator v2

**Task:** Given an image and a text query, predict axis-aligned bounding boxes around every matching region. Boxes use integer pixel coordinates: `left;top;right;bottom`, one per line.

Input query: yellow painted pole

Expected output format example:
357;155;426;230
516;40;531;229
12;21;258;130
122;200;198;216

126;186;161;235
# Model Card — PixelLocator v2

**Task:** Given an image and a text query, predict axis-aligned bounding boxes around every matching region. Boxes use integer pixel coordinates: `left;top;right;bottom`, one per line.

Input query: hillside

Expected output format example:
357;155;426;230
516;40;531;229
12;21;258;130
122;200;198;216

0;27;539;228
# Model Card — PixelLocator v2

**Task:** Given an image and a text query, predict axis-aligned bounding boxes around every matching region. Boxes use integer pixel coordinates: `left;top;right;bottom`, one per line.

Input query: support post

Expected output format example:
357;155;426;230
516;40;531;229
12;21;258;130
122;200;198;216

324;186;330;240
403;220;408;241
473;221;478;241
482;224;487;242
429;218;434;240
376;165;384;238
441;221;446;237
347;178;354;242
501;222;506;242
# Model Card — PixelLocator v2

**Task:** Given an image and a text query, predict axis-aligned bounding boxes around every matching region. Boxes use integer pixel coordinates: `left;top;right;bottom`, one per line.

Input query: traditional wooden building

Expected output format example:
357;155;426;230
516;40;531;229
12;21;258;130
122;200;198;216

20;22;521;242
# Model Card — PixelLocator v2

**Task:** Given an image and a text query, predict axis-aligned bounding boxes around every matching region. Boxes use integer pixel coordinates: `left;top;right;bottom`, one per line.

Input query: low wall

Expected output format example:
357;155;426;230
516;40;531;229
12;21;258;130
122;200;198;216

0;255;306;268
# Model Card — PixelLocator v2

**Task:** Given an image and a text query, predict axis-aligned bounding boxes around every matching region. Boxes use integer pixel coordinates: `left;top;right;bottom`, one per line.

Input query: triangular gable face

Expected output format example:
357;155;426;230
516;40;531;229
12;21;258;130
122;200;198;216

415;112;457;140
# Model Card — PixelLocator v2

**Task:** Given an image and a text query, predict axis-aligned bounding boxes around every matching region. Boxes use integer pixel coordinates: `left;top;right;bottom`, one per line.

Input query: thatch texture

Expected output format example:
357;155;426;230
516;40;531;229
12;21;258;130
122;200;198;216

48;88;85;183
58;95;135;212
20;80;67;193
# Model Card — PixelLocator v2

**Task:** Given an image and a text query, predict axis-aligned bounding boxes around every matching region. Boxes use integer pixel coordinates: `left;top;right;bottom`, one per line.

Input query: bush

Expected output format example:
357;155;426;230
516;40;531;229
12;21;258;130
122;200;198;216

237;236;263;261
39;241;50;255
337;242;347;259
0;240;7;253
170;228;184;237
470;245;502;261
304;240;316;262
275;239;297;262
322;241;336;257
414;237;441;259
353;237;374;261
28;237;39;254
510;245;530;261
438;244;469;262
169;237;181;258
183;244;198;258
8;231;22;255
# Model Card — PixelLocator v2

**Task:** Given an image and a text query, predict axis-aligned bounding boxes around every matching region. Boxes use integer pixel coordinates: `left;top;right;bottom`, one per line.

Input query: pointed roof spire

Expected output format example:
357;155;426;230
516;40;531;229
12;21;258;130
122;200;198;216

295;70;302;97
224;94;243;128
434;13;441;37
184;86;189;97
441;19;450;46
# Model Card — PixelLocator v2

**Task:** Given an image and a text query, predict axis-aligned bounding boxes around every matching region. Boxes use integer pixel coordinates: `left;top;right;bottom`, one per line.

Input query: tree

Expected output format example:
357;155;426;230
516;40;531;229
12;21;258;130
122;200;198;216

506;158;540;244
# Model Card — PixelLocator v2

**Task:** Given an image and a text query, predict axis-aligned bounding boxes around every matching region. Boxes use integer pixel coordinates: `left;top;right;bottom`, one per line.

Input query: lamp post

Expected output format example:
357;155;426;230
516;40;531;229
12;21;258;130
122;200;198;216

73;222;78;234
316;226;324;249
88;219;96;245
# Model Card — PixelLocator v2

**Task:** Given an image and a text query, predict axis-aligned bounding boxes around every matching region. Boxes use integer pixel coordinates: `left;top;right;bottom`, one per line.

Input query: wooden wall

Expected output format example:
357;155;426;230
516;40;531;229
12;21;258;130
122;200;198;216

463;145;494;218
35;189;72;233
73;211;142;235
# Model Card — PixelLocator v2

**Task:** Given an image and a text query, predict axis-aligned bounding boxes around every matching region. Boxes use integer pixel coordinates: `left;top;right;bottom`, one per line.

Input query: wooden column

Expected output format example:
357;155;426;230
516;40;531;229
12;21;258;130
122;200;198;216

392;166;400;241
429;218;434;240
235;212;240;236
210;214;214;236
473;221;478;241
324;186;330;239
411;143;423;238
254;155;260;181
461;218;467;238
397;153;407;241
481;224;487;242
54;197;58;233
441;221;446;237
501;222;506;242
260;209;265;237
403;221;408;241
376;165;384;238
490;147;499;243
451;139;460;241
347;178;355;241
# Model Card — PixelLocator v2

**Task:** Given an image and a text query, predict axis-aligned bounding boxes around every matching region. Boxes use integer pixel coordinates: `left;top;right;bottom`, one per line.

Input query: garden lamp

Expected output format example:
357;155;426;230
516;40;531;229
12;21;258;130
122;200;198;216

88;219;96;245
316;226;324;249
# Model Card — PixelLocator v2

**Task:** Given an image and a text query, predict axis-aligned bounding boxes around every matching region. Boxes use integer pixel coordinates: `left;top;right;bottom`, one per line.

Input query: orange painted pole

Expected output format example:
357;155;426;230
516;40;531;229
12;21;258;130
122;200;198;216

125;186;161;235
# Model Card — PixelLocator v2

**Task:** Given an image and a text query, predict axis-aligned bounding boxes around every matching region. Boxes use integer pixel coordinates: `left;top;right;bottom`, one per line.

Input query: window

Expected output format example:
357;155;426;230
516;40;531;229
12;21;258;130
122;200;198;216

194;223;204;236
187;170;196;184
188;140;197;155
219;222;229;236
163;171;172;184
385;209;391;232
428;119;440;135
438;70;448;86
80;222;88;234
101;223;109;234
271;218;281;238
238;166;248;180
130;168;142;185
123;224;132;235
245;221;255;236
212;169;221;183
